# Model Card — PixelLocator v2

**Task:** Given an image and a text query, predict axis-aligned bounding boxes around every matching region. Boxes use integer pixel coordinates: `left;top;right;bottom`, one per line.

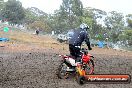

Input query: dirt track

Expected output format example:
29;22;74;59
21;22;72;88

0;35;132;88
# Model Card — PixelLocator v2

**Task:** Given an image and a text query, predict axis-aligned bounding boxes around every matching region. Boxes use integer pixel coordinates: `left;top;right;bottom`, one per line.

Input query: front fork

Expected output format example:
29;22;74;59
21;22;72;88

76;64;86;76
75;64;86;85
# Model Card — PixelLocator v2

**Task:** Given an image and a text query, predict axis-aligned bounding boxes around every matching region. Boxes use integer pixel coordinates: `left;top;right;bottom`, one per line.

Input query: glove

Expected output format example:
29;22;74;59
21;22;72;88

88;47;92;50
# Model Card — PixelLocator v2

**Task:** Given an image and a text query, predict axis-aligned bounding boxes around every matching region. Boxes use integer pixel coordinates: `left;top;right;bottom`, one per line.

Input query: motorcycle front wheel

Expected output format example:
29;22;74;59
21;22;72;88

75;72;86;85
85;59;94;74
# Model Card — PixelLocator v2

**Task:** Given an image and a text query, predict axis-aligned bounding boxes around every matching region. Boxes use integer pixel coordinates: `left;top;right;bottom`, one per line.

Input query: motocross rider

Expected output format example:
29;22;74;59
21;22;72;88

69;23;92;62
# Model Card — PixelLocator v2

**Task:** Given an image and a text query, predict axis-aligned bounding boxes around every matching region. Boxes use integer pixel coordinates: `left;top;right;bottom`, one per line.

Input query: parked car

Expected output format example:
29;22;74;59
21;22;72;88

57;34;68;43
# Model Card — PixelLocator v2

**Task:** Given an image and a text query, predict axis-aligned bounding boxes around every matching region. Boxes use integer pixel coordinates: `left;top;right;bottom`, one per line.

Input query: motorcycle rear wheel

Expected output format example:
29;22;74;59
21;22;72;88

57;61;69;79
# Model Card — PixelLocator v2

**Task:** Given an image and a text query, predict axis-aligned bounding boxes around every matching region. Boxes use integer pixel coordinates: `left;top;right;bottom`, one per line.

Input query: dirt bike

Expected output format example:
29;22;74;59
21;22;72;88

57;48;95;85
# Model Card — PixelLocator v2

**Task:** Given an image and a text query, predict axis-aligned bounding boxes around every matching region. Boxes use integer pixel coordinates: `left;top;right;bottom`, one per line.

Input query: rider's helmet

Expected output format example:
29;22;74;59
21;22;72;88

80;23;89;31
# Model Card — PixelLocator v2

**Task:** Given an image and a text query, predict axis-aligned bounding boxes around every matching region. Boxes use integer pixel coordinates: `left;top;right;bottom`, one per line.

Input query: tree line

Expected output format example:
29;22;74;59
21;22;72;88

0;0;132;46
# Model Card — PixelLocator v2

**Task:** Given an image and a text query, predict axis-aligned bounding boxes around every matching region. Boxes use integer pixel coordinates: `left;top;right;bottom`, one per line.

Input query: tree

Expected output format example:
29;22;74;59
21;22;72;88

28;21;51;32
0;0;4;10
104;11;125;43
48;11;63;32
1;0;25;24
119;29;132;46
55;0;83;31
24;8;38;24
126;14;132;28
82;7;107;39
104;11;125;32
24;7;52;32
0;0;4;19
71;0;83;16
24;7;48;24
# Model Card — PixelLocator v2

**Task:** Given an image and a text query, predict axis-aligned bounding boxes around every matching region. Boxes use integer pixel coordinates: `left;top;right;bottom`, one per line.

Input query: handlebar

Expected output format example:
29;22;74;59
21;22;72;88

80;48;88;55
80;48;94;58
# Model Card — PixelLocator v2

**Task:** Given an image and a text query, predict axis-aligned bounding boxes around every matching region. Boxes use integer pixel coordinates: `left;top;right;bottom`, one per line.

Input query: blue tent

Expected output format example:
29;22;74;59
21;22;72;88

97;41;104;48
0;38;9;42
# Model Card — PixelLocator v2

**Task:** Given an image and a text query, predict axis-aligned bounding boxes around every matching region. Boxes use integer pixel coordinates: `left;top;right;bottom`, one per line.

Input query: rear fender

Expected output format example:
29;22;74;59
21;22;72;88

59;55;69;60
59;54;69;61
59;55;74;67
